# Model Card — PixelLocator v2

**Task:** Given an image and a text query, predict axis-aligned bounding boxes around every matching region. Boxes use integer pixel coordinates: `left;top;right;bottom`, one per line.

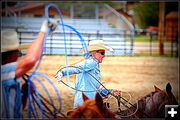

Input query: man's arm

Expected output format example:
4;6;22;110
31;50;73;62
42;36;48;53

15;19;58;78
15;32;45;77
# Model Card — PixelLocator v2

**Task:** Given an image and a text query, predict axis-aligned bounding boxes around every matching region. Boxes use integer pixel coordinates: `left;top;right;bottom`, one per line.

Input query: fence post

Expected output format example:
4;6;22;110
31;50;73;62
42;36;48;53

130;30;134;56
149;31;153;56
124;30;127;55
87;34;91;45
70;32;72;55
96;30;99;39
18;30;23;56
50;34;53;55
175;32;178;57
158;2;165;55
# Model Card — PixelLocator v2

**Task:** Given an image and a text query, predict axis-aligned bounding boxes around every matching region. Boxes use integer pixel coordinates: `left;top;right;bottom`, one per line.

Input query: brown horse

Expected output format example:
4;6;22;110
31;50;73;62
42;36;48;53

67;92;116;118
115;83;178;118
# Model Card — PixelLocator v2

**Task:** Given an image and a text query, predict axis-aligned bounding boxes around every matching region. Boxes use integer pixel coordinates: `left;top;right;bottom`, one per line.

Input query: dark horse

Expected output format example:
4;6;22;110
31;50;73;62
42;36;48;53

67;83;178;118
115;83;178;118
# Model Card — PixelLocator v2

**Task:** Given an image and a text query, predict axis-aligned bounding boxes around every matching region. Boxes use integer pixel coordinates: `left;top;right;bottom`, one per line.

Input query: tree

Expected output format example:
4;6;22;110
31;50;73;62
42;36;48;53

132;2;159;29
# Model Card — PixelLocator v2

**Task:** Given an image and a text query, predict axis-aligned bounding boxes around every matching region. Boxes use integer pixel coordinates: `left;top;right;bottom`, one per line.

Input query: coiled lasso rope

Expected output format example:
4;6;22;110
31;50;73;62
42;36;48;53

26;4;63;119
26;3;91;118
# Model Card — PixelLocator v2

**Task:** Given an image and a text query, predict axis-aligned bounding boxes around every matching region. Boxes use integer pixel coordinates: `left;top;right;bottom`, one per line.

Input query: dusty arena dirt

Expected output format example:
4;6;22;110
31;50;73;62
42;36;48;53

23;56;179;117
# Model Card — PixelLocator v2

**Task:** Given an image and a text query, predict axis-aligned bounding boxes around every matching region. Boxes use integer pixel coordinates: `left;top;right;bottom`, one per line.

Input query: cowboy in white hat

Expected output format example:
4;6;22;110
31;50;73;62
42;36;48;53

1;19;58;118
56;39;113;108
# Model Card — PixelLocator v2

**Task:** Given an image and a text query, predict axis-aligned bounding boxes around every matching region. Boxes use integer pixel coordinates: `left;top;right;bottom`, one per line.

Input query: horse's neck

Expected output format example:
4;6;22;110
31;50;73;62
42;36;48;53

136;90;170;118
119;89;177;118
121;91;162;118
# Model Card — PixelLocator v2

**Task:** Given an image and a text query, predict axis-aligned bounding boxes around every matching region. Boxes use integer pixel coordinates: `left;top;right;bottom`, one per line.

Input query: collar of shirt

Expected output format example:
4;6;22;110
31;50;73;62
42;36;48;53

89;56;99;64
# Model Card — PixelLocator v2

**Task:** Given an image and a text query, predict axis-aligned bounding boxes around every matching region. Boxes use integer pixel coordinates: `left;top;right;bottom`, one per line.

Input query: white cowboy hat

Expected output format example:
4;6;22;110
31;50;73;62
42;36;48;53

1;30;30;52
79;39;113;53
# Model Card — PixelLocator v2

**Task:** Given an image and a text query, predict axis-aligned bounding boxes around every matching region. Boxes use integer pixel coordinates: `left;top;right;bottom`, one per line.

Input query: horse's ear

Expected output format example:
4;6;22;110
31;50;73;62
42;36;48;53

166;83;178;104
82;92;89;102
166;83;172;97
166;83;172;92
154;85;161;91
95;92;104;110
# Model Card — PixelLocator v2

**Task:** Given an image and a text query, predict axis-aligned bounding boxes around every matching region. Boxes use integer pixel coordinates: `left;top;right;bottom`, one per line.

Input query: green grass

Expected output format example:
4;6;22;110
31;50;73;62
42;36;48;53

127;35;174;44
135;35;150;42
126;35;159;43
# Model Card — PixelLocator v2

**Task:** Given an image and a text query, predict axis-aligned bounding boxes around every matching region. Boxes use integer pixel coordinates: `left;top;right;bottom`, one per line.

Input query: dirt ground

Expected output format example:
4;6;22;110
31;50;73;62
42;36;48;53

23;56;179;117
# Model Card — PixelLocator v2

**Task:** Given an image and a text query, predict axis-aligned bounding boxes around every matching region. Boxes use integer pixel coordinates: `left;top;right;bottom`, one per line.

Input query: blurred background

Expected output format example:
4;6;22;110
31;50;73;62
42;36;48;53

1;1;179;57
1;1;179;117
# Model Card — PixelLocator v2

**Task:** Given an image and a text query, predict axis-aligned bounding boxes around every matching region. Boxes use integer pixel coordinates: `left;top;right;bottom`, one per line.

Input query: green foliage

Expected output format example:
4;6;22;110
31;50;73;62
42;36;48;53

132;2;159;29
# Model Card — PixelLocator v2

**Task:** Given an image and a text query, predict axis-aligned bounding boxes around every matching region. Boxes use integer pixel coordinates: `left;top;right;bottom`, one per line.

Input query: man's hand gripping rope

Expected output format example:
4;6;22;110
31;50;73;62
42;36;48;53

55;69;63;84
40;18;59;34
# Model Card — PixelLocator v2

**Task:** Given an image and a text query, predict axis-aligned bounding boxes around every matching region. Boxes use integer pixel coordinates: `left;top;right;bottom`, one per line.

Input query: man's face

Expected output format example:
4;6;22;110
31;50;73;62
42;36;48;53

93;50;105;63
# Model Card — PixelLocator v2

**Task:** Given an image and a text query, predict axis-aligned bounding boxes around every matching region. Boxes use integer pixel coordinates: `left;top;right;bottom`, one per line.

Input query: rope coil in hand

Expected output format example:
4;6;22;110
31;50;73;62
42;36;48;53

26;3;91;118
26;4;65;118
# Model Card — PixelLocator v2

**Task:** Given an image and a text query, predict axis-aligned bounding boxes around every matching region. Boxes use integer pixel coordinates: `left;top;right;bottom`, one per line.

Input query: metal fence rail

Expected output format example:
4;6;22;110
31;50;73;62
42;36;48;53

18;29;133;56
2;15;135;56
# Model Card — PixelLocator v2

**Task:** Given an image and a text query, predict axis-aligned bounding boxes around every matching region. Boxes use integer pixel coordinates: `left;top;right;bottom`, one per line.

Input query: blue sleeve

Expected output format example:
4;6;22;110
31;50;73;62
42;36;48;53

61;58;98;76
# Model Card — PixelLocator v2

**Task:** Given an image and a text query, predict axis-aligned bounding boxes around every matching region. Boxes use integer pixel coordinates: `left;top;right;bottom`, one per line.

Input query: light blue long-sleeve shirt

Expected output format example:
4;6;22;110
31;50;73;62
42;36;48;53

61;56;101;108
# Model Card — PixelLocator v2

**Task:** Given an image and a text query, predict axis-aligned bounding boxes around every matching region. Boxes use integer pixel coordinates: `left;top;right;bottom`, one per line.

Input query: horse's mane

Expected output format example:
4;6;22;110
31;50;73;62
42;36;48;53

67;92;116;118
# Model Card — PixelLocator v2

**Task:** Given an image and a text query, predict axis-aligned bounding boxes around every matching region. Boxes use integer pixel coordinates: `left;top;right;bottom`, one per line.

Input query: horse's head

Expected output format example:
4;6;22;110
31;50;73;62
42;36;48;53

138;83;178;118
117;83;178;118
152;83;178;117
154;82;178;105
67;92;115;118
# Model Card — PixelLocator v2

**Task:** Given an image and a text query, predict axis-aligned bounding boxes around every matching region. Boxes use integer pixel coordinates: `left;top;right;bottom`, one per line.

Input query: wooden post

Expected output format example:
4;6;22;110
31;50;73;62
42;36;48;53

158;2;165;55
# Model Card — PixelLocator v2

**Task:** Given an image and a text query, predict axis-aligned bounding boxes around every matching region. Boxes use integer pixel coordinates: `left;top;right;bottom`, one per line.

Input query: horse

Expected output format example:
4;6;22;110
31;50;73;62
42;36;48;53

115;83;178;118
67;83;178;119
67;92;116;118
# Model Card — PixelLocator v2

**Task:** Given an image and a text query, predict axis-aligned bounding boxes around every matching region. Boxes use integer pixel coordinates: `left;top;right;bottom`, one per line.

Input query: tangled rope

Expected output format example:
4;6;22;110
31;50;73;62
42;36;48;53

57;66;139;117
104;90;139;117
